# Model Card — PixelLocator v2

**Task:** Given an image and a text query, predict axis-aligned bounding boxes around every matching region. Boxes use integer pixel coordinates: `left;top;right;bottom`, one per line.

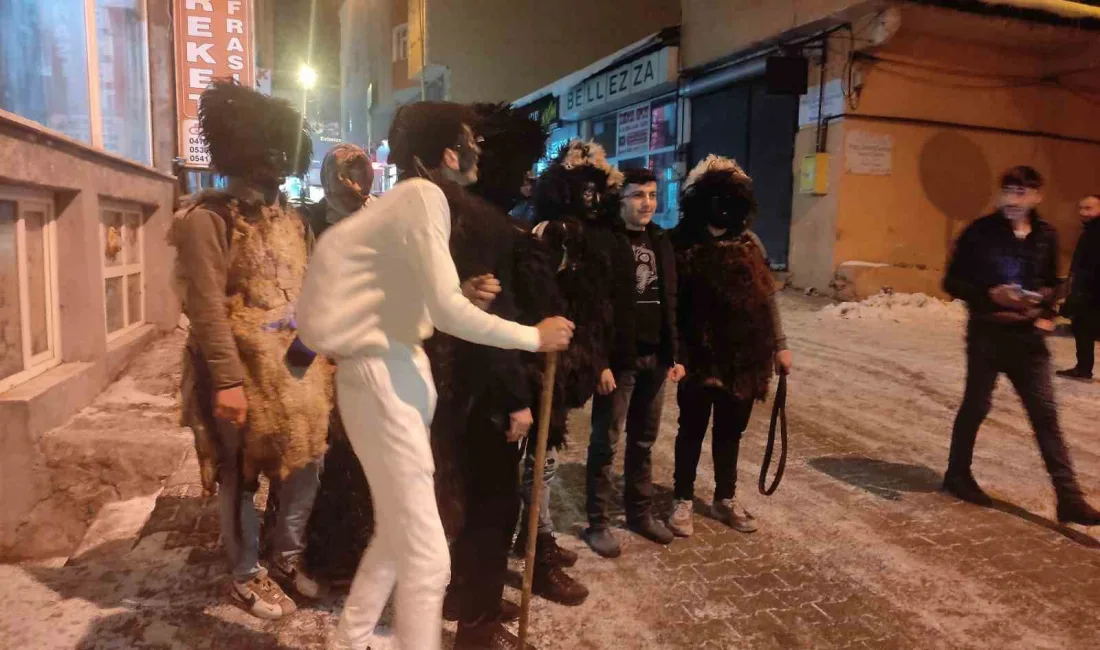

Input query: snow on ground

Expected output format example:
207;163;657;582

821;291;967;323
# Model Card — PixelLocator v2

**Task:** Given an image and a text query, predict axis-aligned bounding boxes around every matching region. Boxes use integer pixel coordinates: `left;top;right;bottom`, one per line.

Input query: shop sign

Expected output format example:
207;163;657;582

521;94;560;130
798;79;845;128
617;104;650;157
564;47;676;118
845;130;893;176
174;0;256;168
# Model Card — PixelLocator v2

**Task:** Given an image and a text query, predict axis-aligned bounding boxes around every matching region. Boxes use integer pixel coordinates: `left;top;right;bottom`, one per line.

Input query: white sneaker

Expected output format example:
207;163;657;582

712;498;758;533
231;568;297;620
668;499;694;537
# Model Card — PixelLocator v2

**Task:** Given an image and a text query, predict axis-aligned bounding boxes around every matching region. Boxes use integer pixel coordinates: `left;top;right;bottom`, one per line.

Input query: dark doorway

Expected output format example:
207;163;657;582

689;79;798;268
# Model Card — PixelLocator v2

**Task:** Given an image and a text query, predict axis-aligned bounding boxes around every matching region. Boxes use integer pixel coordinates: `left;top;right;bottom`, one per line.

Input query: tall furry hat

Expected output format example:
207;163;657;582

468;103;548;212
198;79;312;178
680;154;758;235
388;101;478;177
534;139;623;224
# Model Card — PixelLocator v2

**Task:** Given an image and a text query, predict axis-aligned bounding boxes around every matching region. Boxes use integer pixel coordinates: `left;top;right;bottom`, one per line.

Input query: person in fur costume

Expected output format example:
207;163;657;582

665;155;792;539
170;79;333;620
515;139;635;607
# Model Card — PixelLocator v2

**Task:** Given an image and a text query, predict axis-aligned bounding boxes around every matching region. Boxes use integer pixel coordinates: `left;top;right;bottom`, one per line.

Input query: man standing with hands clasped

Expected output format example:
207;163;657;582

583;167;686;558
942;166;1100;525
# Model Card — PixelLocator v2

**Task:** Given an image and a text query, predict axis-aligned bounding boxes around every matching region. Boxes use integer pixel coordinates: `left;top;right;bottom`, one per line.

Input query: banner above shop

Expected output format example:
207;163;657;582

173;0;256;168
562;46;678;121
519;94;561;130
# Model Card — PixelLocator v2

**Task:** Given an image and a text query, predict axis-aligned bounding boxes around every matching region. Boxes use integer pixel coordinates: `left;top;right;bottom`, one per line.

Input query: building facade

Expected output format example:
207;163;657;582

681;0;1100;295
0;0;181;557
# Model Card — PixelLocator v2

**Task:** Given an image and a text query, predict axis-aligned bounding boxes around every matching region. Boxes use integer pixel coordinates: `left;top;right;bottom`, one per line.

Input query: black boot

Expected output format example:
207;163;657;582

532;563;589;606
455;617;535;650
1057;498;1100;526
513;527;577;568
943;472;994;507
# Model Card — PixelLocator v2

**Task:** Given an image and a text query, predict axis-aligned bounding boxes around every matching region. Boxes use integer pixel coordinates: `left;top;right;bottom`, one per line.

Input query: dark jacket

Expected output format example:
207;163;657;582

943;210;1060;326
1067;218;1100;315
613;221;679;369
443;188;533;417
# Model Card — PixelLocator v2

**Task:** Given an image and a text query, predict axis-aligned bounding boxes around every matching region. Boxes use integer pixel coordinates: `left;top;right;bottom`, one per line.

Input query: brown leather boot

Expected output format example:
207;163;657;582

532;564;589;606
454;618;535;650
513;529;578;568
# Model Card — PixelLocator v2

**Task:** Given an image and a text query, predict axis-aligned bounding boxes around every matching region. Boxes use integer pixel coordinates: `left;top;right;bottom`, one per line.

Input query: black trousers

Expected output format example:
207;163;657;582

947;324;1083;501
586;354;668;527
449;392;523;624
673;381;755;502
1072;310;1099;375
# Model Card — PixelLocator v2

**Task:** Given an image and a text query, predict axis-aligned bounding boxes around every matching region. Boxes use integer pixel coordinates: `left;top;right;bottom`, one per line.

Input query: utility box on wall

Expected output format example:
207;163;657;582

800;152;830;195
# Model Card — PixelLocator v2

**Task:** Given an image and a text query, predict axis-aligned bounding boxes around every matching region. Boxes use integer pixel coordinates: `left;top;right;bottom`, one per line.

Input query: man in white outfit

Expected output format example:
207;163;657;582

297;101;574;650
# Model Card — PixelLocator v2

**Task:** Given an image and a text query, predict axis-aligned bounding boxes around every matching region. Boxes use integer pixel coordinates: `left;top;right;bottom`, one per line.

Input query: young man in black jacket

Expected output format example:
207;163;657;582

943;166;1100;525
583;167;685;558
1057;194;1100;382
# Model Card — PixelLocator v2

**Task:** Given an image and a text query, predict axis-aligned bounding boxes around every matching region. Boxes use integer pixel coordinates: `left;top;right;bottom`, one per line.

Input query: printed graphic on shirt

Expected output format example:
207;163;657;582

633;243;659;300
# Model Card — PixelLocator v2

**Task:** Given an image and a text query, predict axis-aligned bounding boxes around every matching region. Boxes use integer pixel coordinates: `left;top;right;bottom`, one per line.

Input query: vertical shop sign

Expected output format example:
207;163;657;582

617;103;651;158
174;0;256;167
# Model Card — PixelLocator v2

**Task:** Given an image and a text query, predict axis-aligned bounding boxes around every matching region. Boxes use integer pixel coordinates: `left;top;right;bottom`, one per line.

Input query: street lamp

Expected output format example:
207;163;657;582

298;63;318;89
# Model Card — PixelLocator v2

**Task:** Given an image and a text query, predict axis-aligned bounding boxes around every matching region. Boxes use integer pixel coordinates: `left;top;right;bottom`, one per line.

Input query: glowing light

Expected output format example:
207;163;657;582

298;64;318;89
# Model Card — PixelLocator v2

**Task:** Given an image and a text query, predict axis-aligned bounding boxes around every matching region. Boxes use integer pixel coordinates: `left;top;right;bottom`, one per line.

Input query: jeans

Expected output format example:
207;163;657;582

217;422;321;580
1073;311;1098;375
586;354;668;527
449;392;523;624
948;324;1083;501
521;431;559;535
673;382;755;502
333;345;449;650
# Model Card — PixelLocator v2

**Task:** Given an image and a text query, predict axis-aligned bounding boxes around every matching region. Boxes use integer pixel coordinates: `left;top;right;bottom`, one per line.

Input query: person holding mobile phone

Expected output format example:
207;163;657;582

942;166;1100;526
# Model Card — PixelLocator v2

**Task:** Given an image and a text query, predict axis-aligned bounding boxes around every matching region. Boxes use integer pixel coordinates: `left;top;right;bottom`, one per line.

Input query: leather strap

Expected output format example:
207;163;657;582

758;374;788;496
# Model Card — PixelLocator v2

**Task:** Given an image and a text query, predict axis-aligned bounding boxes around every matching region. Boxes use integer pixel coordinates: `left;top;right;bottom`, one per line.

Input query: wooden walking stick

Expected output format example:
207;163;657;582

518;351;558;647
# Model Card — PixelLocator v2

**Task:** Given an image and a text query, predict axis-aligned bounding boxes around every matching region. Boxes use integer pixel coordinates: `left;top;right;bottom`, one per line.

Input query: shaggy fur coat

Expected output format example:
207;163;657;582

674;230;776;401
174;191;333;492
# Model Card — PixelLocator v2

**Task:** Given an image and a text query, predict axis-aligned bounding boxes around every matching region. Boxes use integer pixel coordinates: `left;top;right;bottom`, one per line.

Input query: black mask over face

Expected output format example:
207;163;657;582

708;198;738;230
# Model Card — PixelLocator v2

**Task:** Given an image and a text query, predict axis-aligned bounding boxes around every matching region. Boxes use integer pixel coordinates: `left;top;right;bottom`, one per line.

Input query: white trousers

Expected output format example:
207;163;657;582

333;344;448;650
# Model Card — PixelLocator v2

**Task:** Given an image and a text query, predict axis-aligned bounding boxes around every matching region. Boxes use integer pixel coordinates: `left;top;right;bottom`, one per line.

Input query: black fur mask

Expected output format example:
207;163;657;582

680;158;757;236
198;80;312;181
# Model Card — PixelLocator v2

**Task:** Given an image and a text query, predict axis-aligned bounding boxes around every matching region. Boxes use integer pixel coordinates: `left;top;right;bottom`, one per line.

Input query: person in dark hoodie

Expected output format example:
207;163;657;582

583;166;685;558
942;166;1100;526
666;155;791;539
1057;194;1100;382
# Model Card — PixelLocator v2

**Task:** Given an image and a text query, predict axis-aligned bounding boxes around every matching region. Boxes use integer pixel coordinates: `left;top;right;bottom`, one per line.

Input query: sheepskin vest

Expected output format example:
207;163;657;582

178;193;333;491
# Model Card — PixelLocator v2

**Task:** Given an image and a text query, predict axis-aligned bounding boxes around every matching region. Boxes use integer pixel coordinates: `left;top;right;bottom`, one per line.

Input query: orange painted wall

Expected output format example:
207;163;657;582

787;4;1100;294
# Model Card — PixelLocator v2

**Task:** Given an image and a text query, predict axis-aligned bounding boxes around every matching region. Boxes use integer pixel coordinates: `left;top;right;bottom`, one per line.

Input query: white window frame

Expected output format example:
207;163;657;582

0;187;62;394
99;202;146;341
83;0;154;163
393;23;409;63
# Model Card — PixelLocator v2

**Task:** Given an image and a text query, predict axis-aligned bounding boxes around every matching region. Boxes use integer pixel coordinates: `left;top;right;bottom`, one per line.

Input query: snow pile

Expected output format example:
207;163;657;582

821;292;967;323
97;376;176;409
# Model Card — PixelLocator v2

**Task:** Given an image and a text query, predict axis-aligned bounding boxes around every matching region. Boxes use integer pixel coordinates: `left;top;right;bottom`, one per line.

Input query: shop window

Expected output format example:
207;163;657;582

590;115;617;158
650;97;677;150
393;24;409;63
100;205;144;339
95;0;151;164
0;190;60;393
0;0;92;143
649;151;680;229
0;0;151;165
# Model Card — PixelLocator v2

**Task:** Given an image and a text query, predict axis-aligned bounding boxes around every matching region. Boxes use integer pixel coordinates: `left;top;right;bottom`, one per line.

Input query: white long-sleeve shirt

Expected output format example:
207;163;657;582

297;178;541;358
